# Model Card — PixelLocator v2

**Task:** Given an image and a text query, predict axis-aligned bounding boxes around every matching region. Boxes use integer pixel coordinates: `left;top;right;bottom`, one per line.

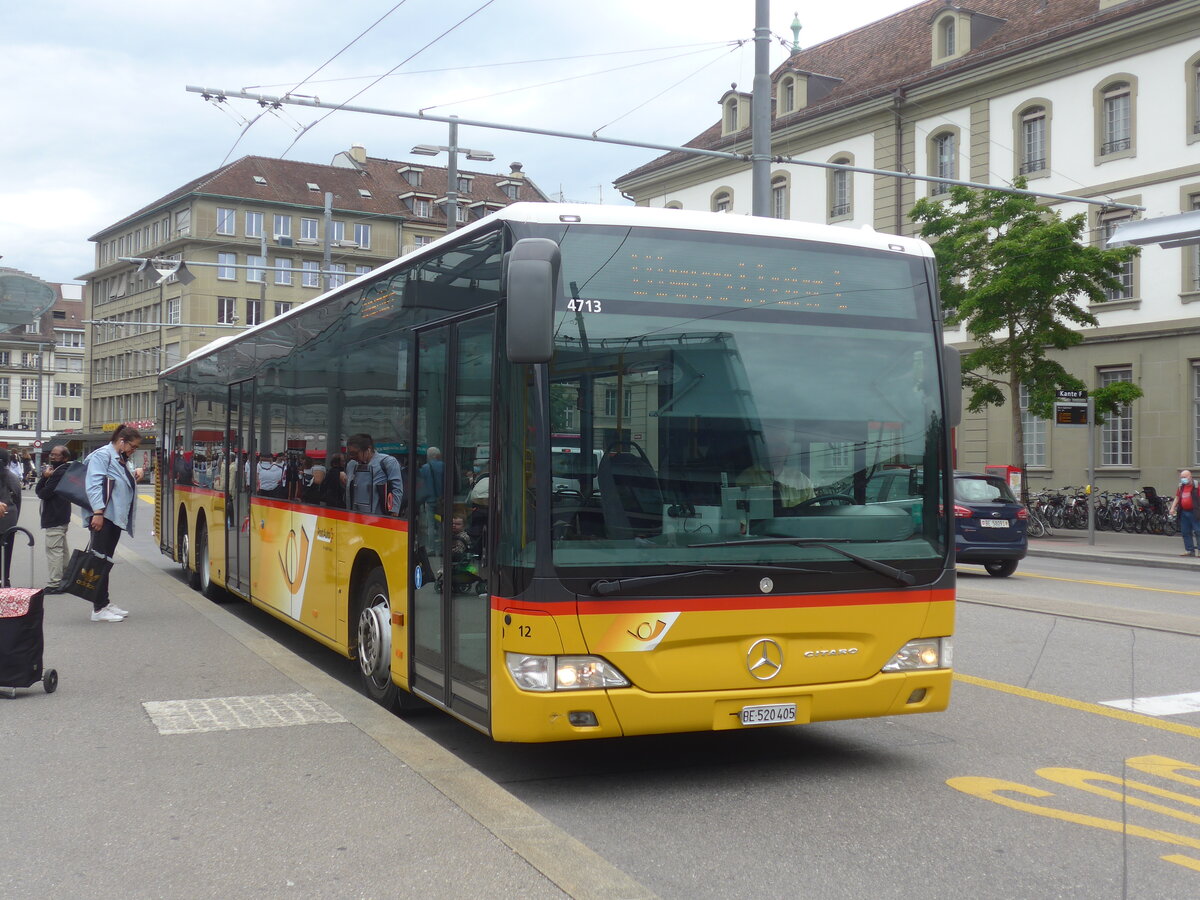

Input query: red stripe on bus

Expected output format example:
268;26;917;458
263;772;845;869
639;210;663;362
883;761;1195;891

249;496;409;530
493;589;953;615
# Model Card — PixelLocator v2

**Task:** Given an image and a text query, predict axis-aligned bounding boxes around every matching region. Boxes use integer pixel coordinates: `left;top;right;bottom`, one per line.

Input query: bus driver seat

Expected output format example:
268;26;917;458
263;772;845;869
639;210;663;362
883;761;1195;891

596;442;663;539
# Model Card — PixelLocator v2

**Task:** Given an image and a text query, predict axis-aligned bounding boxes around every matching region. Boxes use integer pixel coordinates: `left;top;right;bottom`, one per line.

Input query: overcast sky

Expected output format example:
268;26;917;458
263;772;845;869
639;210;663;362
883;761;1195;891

0;0;914;285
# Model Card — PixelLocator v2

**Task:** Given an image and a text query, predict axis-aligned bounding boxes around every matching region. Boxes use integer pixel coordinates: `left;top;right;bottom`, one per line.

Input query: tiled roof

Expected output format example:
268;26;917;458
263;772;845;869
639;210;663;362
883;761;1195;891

92;153;548;239
616;0;1172;185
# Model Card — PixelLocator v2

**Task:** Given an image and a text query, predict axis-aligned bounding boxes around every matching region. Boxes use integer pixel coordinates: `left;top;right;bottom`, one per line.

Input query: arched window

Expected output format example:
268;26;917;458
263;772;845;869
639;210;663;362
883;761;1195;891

940;17;955;57
711;189;732;213
1094;75;1137;162
771;174;789;219
1017;104;1048;176
1186;51;1200;145
724;98;738;133
928;130;958;194
827;154;854;222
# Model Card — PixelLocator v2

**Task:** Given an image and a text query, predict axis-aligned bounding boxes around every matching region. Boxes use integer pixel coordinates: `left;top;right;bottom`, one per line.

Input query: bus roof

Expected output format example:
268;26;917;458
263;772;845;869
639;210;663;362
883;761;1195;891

162;202;933;377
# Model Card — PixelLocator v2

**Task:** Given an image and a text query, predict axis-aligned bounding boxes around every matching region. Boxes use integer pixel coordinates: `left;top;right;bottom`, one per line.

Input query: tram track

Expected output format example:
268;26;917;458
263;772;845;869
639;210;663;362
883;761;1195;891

955;584;1200;638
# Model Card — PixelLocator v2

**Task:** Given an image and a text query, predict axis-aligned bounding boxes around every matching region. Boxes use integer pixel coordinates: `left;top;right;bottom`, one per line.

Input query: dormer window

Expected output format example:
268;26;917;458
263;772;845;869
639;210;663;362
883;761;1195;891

724;98;738;132
932;8;1004;66
719;88;752;135
940;17;956;57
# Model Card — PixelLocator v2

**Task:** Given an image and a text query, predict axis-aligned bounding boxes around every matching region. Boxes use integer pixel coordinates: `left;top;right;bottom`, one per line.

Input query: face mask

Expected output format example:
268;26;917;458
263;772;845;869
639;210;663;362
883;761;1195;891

1184;477;1192;485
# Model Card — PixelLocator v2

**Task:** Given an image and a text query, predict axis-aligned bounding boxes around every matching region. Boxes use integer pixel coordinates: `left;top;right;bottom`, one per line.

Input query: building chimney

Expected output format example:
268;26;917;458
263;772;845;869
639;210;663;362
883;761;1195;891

349;144;367;164
508;161;525;180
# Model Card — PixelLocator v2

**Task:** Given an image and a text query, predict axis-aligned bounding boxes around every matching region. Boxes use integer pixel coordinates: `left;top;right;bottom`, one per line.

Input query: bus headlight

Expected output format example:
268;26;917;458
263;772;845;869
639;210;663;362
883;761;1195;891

505;653;630;692
881;637;953;672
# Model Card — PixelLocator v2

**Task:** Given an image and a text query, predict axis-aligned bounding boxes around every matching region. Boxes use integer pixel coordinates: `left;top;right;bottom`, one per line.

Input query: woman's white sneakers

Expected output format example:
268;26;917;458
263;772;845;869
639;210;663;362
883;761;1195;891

90;606;125;622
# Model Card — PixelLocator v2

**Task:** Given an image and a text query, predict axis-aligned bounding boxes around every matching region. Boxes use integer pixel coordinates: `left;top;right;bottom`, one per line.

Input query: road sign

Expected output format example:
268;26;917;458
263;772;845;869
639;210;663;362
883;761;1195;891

32;440;42;448
1055;389;1088;400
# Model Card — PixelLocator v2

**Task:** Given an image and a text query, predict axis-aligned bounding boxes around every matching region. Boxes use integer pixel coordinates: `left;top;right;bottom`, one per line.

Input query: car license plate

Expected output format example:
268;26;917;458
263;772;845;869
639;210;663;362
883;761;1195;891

980;519;1010;528
740;703;797;726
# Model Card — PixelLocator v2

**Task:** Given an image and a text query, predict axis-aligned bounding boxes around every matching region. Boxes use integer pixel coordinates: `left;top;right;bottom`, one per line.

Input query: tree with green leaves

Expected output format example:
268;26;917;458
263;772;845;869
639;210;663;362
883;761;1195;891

910;181;1142;480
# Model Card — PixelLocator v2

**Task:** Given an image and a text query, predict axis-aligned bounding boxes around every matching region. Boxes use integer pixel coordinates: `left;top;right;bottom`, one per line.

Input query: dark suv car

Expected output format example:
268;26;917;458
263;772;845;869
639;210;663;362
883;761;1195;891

953;471;1028;577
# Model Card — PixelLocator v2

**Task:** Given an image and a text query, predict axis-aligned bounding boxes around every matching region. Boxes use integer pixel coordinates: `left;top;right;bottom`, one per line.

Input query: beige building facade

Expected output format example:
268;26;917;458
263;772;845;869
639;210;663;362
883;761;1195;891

615;0;1200;496
80;148;545;447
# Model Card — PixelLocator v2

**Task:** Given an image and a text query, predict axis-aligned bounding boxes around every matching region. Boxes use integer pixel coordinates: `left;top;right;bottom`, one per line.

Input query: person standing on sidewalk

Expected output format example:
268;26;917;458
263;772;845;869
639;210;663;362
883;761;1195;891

0;448;21;586
34;444;72;593
85;425;144;622
1168;469;1200;557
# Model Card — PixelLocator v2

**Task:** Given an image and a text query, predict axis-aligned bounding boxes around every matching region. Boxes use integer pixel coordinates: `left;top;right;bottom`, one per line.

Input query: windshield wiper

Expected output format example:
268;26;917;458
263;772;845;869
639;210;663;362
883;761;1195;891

690;538;917;587
589;563;821;597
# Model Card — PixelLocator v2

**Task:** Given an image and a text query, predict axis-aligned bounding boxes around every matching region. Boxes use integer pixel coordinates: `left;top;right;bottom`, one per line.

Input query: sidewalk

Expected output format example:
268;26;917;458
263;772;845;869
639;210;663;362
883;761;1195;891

1026;526;1200;571
0;499;646;900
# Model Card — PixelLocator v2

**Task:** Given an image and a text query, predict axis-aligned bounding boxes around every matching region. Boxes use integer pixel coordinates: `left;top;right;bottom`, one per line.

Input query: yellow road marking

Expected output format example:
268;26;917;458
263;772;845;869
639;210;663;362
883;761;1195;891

957;564;1200;598
954;673;1200;740
139;494;155;505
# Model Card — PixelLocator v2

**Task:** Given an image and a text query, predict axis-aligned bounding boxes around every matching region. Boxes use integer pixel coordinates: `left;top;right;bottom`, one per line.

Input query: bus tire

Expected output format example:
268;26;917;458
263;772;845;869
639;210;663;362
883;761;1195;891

180;521;200;590
356;566;399;709
195;527;221;601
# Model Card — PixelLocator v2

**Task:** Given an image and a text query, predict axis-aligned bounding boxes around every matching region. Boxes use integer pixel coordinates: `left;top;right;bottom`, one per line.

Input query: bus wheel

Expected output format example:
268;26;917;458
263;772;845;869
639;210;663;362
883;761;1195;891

180;525;199;589
357;567;398;709
196;529;218;600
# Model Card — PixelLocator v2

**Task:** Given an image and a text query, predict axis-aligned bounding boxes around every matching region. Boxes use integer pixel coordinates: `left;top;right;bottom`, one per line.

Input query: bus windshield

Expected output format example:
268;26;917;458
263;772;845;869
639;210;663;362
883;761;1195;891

534;224;948;577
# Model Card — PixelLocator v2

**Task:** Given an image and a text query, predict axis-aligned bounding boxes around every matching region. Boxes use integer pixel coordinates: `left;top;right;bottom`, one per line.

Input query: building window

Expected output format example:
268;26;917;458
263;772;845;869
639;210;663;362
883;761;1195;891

623;387;633;418
274;301;292;317
247;255;266;283
216;207;235;235
175;208;191;237
20;410;37;429
274;258;293;285
1189;194;1200;294
0;378;8;400
930;131;957;194
245;299;262;327
21;352;40;368
782;77;795;114
1020;384;1046;467
1019;106;1047;175
217;297;237;325
330;221;345;243
300;218;318;242
723;98;738;133
604;388;618;417
1193;361;1200;463
940;17;955;57
20;378;38;400
828;155;853;220
354;223;371;249
217;252;236;280
457;176;471;193
413;198;431;218
1099;212;1134;301
403;169;422;187
1095;77;1137;161
55;331;83;348
501;183;518;200
354;265;371;277
711;189;732;213
1188;54;1200;143
245;211;263;238
1099;367;1133;466
301;261;320;288
273;214;291;239
328;263;346;288
167;297;181;324
25;318;39;335
771;175;788;220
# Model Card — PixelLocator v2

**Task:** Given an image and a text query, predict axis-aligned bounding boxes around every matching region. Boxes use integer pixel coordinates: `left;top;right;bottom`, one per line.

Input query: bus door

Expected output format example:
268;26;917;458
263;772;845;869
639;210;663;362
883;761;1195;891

227;379;254;596
160;400;179;558
411;314;495;728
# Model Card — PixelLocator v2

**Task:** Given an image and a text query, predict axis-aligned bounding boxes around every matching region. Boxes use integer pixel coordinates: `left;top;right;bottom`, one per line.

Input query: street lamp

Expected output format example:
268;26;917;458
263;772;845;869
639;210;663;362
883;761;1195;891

411;115;495;233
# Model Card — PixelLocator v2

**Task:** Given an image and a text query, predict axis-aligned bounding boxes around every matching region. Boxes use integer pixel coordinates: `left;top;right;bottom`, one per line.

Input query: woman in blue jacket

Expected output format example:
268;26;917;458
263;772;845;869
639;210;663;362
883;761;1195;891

85;425;143;622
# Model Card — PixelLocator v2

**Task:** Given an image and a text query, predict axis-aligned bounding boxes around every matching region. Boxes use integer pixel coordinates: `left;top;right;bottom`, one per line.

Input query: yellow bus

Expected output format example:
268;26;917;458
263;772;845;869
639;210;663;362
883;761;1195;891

158;203;959;742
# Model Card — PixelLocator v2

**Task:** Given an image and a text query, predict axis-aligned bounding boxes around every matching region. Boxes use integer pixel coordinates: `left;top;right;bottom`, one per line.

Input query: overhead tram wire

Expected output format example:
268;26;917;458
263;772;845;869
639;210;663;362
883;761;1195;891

419;42;742;114
276;0;499;161
214;0;411;167
240;41;739;91
185;87;1143;214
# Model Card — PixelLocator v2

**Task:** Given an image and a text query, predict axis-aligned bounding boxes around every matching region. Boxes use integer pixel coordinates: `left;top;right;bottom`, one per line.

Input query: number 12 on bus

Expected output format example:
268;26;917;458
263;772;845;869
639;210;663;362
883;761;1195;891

158;203;960;743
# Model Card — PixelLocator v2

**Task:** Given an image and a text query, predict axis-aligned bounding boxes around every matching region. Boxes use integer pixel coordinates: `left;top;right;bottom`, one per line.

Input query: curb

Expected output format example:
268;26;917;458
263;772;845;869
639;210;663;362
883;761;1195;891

1026;546;1200;572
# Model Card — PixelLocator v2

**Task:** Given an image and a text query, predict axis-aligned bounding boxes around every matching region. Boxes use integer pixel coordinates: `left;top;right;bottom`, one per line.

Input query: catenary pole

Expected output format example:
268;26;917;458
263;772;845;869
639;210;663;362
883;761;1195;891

751;0;771;216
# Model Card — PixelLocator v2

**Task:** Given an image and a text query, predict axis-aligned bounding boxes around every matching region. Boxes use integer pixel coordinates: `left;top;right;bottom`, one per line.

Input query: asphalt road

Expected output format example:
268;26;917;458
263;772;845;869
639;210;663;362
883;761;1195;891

19;495;1200;899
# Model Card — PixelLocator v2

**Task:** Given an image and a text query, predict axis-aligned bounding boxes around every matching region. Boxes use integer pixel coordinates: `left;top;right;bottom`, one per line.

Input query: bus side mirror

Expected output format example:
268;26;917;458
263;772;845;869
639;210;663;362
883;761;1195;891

943;345;962;427
505;238;560;364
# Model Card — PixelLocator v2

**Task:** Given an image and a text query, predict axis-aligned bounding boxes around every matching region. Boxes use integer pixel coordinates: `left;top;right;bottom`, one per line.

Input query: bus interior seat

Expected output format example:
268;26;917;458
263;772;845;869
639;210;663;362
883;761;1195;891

596;443;664;538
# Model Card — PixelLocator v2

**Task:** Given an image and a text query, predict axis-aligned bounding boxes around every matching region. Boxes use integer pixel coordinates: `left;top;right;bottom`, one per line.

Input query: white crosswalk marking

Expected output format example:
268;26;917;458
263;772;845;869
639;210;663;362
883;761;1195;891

1099;691;1200;717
